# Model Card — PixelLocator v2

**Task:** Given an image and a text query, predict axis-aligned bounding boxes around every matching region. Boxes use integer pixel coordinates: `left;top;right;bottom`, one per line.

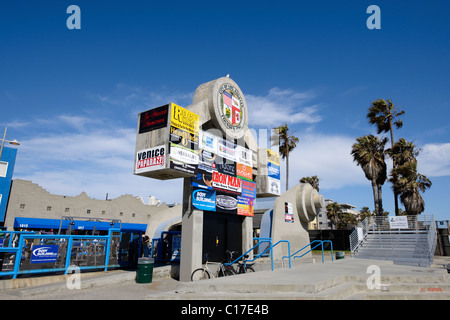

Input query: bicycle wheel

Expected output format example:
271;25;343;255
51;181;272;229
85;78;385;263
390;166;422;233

244;266;255;273
191;268;211;281
219;265;236;277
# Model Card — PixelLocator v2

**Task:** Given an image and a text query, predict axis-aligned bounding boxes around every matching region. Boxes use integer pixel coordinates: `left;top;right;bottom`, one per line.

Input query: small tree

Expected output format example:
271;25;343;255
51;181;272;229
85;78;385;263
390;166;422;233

300;176;319;192
272;124;299;191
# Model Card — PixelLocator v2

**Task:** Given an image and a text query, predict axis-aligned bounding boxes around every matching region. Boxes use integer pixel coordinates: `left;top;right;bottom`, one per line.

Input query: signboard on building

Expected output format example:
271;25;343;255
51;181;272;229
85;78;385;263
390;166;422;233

285;202;294;223
31;245;59;264
138;104;169;134
135;145;166;174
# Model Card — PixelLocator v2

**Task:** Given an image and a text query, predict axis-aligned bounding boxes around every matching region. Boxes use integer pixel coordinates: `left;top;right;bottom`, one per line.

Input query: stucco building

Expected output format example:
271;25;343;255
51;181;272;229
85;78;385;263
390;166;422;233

4;179;179;236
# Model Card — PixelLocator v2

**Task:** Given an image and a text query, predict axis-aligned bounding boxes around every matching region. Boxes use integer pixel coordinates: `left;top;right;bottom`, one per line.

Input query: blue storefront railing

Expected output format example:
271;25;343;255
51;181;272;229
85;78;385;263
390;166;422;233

0;228;143;279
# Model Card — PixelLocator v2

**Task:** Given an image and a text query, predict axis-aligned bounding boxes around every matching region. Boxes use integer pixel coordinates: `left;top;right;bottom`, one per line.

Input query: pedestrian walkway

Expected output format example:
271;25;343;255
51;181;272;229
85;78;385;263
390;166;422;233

146;256;450;300
0;255;449;300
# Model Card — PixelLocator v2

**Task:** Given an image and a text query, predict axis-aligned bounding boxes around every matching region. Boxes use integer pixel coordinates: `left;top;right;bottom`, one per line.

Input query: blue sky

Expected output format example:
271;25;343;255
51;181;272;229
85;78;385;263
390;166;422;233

1;1;449;220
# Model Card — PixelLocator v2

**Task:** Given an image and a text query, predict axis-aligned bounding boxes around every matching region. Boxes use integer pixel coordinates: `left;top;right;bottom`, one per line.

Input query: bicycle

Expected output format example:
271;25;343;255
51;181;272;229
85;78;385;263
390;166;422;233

227;250;255;274
191;253;235;281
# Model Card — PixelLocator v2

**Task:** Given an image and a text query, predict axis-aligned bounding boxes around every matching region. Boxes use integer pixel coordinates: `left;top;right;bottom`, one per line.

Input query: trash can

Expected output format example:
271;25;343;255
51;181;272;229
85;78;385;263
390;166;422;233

136;258;154;284
335;252;345;260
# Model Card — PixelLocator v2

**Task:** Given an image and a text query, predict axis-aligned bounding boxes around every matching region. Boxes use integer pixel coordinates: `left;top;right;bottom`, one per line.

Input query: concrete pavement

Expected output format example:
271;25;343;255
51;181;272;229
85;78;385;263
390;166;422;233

1;255;449;300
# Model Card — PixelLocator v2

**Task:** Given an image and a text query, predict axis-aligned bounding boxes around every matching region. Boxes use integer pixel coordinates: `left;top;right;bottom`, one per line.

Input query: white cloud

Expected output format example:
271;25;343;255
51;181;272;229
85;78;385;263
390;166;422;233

246;88;322;127
417;143;450;177
14;124;184;203
279;134;366;190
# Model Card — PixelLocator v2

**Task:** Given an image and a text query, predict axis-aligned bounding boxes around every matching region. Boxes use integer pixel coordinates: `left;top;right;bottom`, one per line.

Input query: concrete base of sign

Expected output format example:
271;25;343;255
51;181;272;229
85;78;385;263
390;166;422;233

271;183;325;260
179;179;255;282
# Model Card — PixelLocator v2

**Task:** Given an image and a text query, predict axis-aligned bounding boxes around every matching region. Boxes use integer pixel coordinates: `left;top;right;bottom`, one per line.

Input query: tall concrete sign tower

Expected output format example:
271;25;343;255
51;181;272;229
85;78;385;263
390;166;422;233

134;77;280;281
134;76;322;281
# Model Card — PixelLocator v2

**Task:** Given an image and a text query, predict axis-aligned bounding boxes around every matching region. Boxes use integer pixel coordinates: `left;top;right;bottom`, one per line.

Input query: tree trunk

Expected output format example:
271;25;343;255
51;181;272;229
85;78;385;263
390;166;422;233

286;151;289;191
372;180;379;216
377;184;383;215
388;117;400;216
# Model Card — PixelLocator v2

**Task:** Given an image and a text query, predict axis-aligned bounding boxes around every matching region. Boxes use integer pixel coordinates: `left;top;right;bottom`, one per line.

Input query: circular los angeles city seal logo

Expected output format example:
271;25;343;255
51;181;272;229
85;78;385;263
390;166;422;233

217;84;245;132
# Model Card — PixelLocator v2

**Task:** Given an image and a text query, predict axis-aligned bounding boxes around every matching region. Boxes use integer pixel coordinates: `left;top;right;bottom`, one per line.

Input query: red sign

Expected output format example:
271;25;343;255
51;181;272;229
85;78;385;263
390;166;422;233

212;171;241;194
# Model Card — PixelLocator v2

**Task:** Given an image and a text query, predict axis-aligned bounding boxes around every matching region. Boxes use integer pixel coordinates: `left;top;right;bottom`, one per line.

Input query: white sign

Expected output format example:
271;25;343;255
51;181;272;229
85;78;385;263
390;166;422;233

199;130;218;154
236;145;253;167
135;145;166;174
388;216;409;229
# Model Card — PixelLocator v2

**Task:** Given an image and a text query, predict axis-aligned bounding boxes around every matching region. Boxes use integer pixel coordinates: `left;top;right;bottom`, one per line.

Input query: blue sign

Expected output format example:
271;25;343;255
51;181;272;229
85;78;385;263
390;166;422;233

267;162;280;180
192;188;216;211
31;245;59;263
241;180;256;199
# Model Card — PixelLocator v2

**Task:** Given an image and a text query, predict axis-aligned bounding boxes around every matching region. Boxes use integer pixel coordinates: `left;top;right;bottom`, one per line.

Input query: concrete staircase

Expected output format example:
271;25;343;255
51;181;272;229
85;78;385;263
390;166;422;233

353;232;433;267
145;259;450;300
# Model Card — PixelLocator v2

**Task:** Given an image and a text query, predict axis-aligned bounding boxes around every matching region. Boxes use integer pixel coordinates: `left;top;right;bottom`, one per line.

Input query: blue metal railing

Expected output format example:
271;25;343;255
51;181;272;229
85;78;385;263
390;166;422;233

282;240;334;263
224;238;292;271
0;229;123;279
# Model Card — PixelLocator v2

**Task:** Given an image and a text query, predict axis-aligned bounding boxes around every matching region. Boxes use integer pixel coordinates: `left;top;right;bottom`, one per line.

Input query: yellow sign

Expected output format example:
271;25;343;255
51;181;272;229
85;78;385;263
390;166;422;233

170;103;199;135
267;149;280;166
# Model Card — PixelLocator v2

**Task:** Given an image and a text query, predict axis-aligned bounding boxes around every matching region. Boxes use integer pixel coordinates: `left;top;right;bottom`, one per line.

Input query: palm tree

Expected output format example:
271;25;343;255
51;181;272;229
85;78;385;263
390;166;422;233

300;176;319;192
367;99;405;215
387;139;432;215
394;161;432;215
351;135;388;216
272;124;299;190
326;202;341;229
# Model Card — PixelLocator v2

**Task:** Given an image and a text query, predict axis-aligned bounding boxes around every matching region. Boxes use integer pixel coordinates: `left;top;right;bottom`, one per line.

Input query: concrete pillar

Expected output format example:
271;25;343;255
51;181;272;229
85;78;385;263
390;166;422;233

179;178;204;282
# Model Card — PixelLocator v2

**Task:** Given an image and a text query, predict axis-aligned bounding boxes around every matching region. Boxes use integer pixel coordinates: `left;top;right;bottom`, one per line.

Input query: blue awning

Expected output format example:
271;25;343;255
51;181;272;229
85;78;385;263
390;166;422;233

14;217;147;233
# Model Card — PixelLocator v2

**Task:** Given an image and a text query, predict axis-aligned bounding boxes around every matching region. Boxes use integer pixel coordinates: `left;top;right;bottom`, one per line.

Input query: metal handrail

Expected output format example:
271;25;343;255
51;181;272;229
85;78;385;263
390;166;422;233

224;238;292;271
282;240;334;263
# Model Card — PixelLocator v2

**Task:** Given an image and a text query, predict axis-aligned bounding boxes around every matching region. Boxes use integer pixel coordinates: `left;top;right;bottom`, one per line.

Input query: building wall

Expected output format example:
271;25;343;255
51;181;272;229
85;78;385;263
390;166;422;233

0;146;17;223
4;179;171;231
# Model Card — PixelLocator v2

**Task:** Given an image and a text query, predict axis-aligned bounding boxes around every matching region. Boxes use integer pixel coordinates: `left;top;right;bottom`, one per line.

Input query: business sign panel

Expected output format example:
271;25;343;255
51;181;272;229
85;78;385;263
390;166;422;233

241;180;256;199
170;103;199;136
31;245;59;264
268;162;280;180
138;104;169;134
236;163;252;181
199;130;218;154
236;145;252;167
170;126;198;149
135;145;166;174
217;138;236;162
169;142;198;175
212;171;241;194
217;161;236;177
191;168;214;190
215;193;237;214
198;150;218;171
284;202;294;223
237;196;254;217
192;188;216;211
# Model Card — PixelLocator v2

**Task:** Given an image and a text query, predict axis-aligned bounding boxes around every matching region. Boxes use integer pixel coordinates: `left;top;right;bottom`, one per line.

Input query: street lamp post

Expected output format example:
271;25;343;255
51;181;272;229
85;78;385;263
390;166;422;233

0;127;20;160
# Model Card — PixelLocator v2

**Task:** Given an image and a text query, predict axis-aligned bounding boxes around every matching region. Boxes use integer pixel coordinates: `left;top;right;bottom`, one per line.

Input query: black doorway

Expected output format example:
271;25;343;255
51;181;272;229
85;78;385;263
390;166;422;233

202;212;243;263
